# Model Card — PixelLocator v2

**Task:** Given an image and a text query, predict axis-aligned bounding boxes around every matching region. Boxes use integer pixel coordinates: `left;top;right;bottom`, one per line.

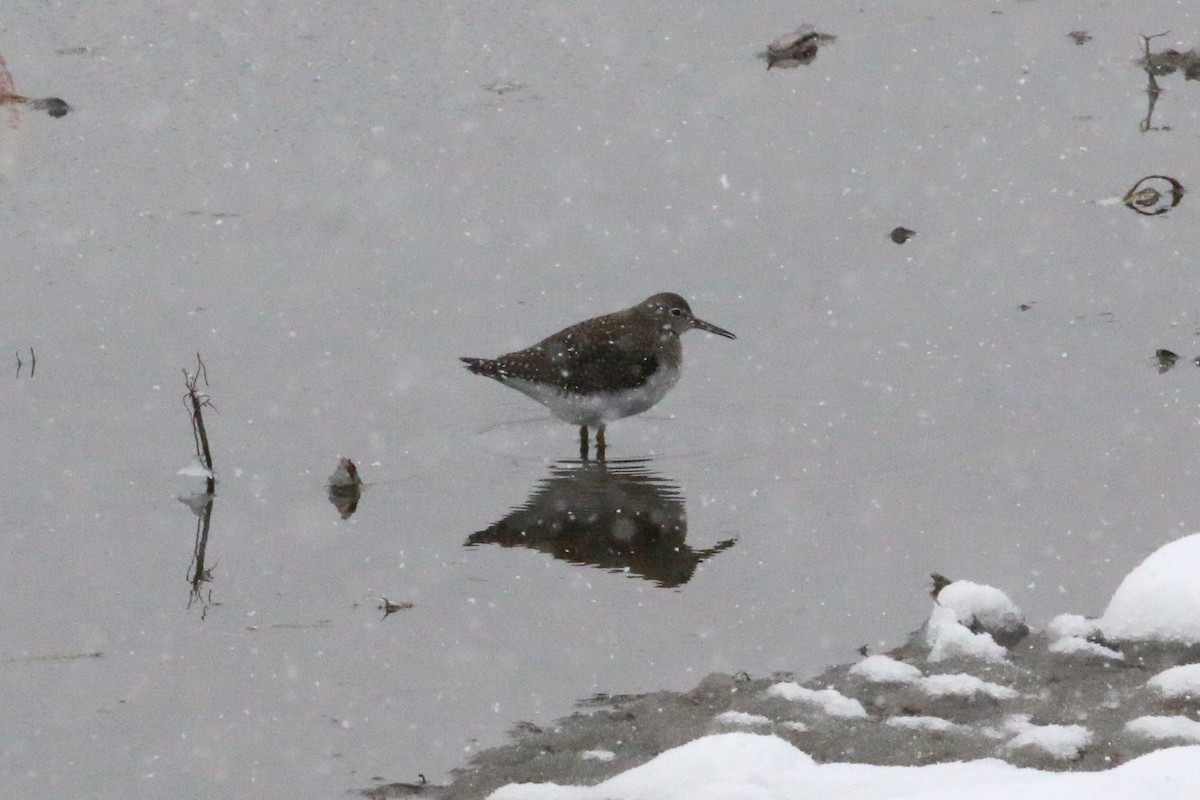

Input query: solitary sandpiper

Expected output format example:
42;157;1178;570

461;292;736;459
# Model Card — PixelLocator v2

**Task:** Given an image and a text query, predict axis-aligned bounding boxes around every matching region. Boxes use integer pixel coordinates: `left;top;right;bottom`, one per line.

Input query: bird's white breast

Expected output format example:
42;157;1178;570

502;364;681;426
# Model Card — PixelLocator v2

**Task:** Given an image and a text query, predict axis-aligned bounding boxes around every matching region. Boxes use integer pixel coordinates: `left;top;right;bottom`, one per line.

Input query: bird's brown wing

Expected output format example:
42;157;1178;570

480;333;659;395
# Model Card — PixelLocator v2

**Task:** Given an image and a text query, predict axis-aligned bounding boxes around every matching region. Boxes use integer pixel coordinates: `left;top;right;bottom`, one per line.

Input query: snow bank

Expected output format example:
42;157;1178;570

937;581;1027;644
1002;715;1092;760
1100;533;1200;643
848;654;922;684
925;604;1009;663
884;715;964;733
1147;663;1200;699
1045;614;1123;659
766;683;868;718
1125;715;1200;744
714;710;772;727
918;673;1018;700
487;734;1200;800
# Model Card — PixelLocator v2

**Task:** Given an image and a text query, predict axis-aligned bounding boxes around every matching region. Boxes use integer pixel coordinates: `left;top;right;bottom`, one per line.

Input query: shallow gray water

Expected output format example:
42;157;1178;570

3;1;1200;797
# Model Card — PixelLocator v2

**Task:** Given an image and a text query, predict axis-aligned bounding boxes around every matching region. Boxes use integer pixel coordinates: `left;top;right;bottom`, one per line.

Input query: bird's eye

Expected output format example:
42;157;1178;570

669;307;684;317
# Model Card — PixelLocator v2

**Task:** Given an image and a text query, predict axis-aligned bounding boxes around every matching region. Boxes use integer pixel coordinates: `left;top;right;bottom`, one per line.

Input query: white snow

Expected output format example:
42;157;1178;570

884;715;964;733
1046;614;1097;640
848;654;923;684
1045;614;1123;658
917;673;1018;701
715;710;772;727
937;581;1024;632
486;734;1200;800
486;532;1200;799
1148;664;1200;699
1046;636;1124;660
1100;533;1200;643
766;683;868;718
925;605;1009;663
1124;715;1200;744
1002;715;1092;760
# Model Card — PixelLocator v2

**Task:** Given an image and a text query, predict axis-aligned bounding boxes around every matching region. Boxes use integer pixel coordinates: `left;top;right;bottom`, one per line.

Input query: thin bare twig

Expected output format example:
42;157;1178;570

182;353;216;476
1140;30;1172;132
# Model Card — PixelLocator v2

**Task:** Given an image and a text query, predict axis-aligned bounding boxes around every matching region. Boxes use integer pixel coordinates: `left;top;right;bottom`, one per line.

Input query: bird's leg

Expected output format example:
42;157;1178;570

579;425;589;461
596;425;607;462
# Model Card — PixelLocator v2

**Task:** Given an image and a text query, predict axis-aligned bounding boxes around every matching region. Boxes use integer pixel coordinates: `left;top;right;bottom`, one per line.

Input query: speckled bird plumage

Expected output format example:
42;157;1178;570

461;292;735;456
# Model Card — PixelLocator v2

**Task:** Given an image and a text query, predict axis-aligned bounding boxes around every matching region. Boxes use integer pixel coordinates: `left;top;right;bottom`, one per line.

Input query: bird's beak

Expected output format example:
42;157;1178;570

692;318;736;339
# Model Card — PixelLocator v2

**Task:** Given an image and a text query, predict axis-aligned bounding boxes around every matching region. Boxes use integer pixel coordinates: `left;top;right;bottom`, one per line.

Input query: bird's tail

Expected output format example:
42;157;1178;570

460;357;504;380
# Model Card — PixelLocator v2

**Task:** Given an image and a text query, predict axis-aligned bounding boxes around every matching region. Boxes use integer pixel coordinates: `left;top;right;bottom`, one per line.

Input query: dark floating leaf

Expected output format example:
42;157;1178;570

1123;175;1185;215
890;226;916;244
1155;349;1179;373
762;25;836;70
379;597;413;618
1068;31;1093;45
31;97;70;117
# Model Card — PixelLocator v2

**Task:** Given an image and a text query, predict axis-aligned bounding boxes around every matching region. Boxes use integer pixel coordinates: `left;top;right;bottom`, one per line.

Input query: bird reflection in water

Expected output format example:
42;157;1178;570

466;459;736;588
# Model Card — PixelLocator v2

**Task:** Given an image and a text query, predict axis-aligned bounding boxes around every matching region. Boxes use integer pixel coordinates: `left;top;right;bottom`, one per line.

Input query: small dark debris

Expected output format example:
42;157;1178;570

763;26;836;69
857;644;869;657
14;346;35;377
1068;31;1093;45
379;597;413;618
483;80;526;95
930;573;953;601
361;775;435;798
1139;47;1200;79
511;721;544;737
329;457;362;489
36;97;69;117
890;226;916;244
1018;302;1036;311
1123;175;1185;215
1155;349;1179;373
1136;33;1200;131
328;457;363;519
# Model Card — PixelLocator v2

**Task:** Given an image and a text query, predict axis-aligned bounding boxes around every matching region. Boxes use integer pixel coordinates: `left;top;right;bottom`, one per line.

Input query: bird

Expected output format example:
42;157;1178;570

461;292;735;459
